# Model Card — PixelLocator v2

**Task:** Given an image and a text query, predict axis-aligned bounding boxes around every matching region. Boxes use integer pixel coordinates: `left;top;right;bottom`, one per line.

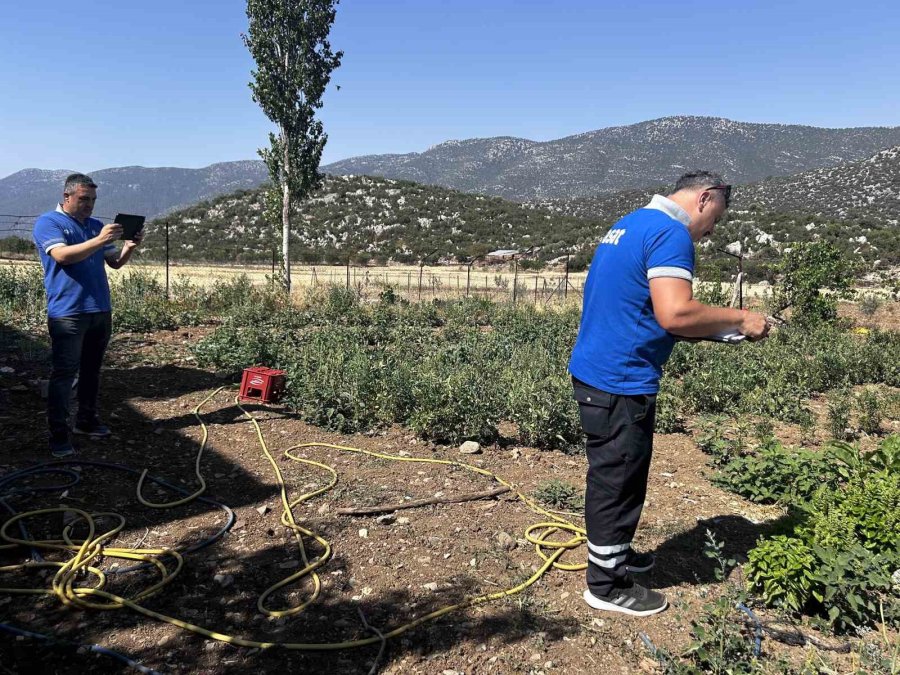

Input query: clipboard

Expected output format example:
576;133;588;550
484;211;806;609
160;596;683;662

675;329;747;344
114;213;145;241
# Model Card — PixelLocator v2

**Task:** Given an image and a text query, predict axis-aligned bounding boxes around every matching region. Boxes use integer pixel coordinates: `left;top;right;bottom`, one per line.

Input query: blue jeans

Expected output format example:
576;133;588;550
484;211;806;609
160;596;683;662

47;312;112;443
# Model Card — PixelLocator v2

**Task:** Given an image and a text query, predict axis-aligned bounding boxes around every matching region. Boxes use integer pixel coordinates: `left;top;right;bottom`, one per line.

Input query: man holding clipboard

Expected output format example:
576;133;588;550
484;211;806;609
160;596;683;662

569;171;770;617
32;173;144;457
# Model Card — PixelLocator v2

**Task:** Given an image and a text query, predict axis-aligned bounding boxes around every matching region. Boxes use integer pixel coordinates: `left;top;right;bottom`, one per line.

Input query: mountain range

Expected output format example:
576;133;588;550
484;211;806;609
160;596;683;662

322;116;900;200
4;116;900;234
0;161;268;236
22;141;883;278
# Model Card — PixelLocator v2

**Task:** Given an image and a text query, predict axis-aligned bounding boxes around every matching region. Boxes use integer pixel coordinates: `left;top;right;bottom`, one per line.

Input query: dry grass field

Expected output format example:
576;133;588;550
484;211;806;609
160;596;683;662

1;258;589;303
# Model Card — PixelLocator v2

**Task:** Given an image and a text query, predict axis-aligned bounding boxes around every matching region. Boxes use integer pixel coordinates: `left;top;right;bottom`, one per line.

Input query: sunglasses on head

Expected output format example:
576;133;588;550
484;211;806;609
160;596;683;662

706;184;732;208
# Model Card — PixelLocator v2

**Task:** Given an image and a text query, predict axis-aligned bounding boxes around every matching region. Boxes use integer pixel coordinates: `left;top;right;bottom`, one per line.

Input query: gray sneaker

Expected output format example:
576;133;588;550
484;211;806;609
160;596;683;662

583;583;668;616
50;439;76;458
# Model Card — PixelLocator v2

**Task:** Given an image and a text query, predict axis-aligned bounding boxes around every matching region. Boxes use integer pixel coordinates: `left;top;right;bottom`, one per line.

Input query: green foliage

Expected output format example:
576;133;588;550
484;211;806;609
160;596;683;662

747;536;817;612
655;378;686;434
652;532;774;675
713;441;832;504
0;263;46;328
858;293;882;317
110;271;177;331
855;387;883;435
504;345;581;451
771;242;856;327
811;544;897;632
532;480;584;512
744;436;900;631
243;0;343;288
826;386;853;440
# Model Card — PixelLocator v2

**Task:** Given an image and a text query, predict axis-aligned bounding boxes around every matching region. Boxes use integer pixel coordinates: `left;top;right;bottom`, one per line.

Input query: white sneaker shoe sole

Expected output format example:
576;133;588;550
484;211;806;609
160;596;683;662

583;589;668;617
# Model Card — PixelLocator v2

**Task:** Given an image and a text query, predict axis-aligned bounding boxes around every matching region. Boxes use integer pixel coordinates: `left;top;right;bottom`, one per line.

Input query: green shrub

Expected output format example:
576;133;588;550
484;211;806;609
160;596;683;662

747;535;817;612
714;442;832;503
0;264;46;328
826;387;852;440
811;544;897;632
110;271;177;331
655;378;686;434
745;437;900;631
533;480;584;511
856;387;883;435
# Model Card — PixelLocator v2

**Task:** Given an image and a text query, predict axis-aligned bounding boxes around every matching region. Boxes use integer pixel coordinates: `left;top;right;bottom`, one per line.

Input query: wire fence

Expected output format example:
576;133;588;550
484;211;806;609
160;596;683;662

0;215;586;305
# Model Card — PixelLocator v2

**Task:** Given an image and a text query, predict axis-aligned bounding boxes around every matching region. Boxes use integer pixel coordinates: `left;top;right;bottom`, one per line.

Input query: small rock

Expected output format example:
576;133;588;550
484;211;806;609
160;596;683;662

396;517;410;525
256;505;269;515
459;441;482;454
153;428;164;435
359;528;368;539
0;367;14;374
496;531;516;551
422;582;439;591
317;503;330;514
213;574;234;588
529;652;542;661
375;514;396;525
591;618;605;628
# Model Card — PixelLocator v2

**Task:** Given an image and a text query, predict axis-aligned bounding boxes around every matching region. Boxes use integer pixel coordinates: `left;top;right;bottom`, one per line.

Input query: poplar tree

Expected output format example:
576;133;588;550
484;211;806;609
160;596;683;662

243;0;342;291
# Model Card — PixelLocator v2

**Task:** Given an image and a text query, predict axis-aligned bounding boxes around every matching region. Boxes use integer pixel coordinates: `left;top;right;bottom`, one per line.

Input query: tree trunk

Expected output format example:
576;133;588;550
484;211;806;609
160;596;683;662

281;134;291;292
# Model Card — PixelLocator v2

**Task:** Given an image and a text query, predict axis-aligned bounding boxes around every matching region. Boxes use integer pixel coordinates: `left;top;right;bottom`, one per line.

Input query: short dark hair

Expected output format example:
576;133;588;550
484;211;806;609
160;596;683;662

673;171;725;193
63;173;97;194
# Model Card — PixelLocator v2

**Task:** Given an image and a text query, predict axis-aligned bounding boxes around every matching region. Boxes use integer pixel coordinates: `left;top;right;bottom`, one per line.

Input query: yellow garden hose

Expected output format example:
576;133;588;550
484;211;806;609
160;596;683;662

0;388;589;652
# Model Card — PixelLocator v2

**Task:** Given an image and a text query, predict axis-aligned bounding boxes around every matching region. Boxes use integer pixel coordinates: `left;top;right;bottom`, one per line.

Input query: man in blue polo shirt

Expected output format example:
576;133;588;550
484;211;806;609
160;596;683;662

569;171;769;616
32;173;143;457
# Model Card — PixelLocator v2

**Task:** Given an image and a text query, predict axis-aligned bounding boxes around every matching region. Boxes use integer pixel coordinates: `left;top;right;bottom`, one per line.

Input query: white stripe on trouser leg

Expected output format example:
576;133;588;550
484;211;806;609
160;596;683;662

588;552;627;569
587;541;631;556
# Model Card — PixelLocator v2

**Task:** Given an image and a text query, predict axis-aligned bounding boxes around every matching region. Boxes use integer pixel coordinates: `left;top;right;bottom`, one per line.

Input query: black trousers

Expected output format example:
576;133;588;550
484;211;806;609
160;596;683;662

573;377;656;596
47;312;112;443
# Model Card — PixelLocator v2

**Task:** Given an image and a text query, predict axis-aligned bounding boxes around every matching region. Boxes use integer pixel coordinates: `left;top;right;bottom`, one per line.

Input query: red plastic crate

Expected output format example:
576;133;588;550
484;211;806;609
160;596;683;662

239;366;286;403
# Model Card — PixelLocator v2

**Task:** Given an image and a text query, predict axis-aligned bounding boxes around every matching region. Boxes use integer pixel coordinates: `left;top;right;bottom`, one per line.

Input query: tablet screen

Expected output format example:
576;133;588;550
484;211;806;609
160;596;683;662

114;213;145;241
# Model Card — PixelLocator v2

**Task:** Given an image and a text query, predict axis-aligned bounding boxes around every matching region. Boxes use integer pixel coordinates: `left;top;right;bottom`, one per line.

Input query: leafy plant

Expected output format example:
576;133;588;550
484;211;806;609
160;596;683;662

532;480;584;512
770;241;856;327
747;535;817;612
855;387;883;435
826;387;852;440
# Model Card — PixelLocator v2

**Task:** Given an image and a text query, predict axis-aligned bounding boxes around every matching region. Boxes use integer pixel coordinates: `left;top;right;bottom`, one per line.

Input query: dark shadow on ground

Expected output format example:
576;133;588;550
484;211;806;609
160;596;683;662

646;514;794;590
1;538;582;675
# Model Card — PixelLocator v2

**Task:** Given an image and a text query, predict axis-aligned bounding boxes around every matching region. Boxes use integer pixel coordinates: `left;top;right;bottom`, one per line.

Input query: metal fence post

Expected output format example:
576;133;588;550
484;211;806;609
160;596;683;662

165;221;170;300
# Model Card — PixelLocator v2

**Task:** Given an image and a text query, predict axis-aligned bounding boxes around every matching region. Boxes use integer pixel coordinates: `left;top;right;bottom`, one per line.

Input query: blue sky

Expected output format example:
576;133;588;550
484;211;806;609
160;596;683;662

2;0;898;178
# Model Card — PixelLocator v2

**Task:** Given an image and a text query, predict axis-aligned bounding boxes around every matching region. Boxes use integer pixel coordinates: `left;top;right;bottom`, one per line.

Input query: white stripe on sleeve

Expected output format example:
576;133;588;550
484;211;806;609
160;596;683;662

647;266;693;281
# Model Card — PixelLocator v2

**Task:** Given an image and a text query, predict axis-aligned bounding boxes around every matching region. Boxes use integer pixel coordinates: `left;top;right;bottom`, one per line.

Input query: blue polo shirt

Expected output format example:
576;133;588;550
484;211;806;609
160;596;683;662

568;195;695;395
32;207;115;319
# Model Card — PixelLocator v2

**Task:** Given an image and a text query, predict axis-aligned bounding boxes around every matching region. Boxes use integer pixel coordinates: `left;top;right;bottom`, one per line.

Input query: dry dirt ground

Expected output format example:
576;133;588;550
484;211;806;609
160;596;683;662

1;315;897;675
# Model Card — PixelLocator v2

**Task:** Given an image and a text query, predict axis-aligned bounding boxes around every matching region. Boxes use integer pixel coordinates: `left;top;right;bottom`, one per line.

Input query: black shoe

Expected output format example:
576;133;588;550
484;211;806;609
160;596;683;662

583;583;668;616
625;549;655;573
73;419;111;438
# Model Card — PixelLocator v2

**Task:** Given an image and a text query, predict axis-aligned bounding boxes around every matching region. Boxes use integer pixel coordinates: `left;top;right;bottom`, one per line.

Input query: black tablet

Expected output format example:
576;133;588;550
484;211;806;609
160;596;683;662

114;213;145;241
